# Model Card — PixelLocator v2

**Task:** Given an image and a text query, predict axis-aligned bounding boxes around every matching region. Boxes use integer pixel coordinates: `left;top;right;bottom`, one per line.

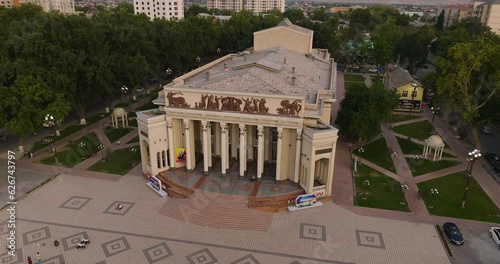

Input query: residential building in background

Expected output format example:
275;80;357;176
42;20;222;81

384;66;423;112
1;0;75;13
206;0;284;13
469;0;500;34
441;4;469;27
134;0;184;20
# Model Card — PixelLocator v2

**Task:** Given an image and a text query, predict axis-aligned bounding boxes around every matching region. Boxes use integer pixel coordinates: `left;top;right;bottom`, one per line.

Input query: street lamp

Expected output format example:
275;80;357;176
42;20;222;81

428;188;439;208
217;48;221;54
348;142;356;198
121;85;129;102
98;144;104;161
431;106;440;124
408;83;419;116
401;183;409;205
196;56;201;68
53;145;58;164
461;149;481;208
362;179;370;200
165;68;172;76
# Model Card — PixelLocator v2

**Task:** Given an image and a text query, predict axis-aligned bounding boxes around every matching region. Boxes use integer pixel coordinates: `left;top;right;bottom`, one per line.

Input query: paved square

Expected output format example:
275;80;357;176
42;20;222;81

355;230;385;249
22;226;51;245
0;249;22;264
299;223;326;241
59;196;92;210
186;248;218;264
101;237;131;257
143;242;173;263
103;201;135;216
43;254;65;264
61;231;90;251
231;254;261;264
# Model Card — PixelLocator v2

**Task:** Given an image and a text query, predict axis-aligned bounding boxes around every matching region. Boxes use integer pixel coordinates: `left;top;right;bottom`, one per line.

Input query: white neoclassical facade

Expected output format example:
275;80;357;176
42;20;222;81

137;20;339;197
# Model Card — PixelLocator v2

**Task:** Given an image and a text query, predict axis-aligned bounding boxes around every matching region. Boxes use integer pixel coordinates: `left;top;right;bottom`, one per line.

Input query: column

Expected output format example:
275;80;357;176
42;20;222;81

202;121;209;174
257;126;265;179
166;118;175;169
264;127;271;162
215;123;221;157
183;119;192;170
247;126;254;161
239;124;246;177
294;128;302;184
220;122;227;175
226;124;230;170
207;123;212;167
275;127;283;182
231;124;238;159
326;144;336;196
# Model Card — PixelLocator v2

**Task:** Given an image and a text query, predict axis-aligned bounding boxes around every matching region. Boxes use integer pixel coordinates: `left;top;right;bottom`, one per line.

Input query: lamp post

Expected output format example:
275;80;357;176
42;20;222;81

196;56;201;68
431;106;440;124
166;68;172;76
362;179;370;200
408;83;418;116
401;183;409;205
98;144;104;161
53;145;58;164
121;85;129;102
461;149;481;208
355;147;364;172
428;188;439;208
217;48;221;55
348;142;356;198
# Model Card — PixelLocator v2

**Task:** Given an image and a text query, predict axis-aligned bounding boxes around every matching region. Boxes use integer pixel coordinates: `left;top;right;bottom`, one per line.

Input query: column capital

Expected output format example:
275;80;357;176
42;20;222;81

183;119;190;130
296;128;303;140
220;122;227;133
277;127;283;139
257;125;264;137
166;118;173;128
239;124;246;134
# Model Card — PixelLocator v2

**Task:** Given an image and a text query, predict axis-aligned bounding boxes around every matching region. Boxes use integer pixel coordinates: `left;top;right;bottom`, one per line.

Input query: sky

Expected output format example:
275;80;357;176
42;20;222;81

300;0;471;6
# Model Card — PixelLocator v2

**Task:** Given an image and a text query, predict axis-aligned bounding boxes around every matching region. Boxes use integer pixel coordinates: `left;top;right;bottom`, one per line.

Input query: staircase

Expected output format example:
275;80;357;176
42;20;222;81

157;172;194;198
158;190;273;231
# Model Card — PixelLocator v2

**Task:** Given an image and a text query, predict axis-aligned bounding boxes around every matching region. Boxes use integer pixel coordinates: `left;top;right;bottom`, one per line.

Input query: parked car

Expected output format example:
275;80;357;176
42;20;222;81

489;227;500;249
484;153;500;175
443;222;464;245
480;126;493;135
368;68;377;73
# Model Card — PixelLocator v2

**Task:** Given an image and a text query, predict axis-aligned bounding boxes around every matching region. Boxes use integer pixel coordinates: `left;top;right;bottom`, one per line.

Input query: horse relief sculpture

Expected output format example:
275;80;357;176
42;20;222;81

242;98;269;114
167;92;190;107
276;99;302;116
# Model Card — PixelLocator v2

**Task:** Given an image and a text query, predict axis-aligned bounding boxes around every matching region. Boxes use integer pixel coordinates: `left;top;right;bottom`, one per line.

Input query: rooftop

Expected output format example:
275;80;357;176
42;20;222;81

173;47;332;104
386;67;418;88
277;18;314;36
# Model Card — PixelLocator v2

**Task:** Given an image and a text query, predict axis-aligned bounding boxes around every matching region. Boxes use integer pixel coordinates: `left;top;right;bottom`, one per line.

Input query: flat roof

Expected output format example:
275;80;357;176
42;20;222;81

177;47;332;104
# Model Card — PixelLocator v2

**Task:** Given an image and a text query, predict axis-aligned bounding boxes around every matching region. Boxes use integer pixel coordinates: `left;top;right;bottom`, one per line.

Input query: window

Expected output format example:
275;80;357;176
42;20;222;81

174;7;177;10
401;91;408;97
174;12;177;15
174;2;177;5
411;91;417;98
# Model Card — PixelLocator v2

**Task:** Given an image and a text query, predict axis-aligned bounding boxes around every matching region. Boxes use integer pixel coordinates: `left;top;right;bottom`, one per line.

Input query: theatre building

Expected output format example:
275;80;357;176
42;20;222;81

137;19;339;199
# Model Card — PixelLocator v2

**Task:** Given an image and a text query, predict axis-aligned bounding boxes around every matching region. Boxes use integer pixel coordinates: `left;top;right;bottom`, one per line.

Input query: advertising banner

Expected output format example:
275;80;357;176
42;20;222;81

175;147;186;163
149;176;161;192
295;193;318;208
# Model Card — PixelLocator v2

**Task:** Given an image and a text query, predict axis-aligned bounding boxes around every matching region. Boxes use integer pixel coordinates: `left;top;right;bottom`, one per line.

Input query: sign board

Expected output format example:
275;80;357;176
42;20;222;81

149;175;161;192
295;193;318;208
175;147;186;163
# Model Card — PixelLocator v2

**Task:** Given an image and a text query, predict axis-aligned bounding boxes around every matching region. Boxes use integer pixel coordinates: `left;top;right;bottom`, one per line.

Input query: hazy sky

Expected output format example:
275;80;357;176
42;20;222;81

299;0;470;6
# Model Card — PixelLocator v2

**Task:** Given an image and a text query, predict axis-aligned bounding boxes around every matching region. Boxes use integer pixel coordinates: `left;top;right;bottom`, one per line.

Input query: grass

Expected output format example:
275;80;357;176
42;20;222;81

344;74;365;82
345;82;366;90
417;172;500;223
386;113;422;124
127;136;139;144
392;121;434;141
371;76;384;87
355;137;396;173
406;158;462;176
30;113;109;153
103;127;133;143
39;132;102;168
354;164;409;212
396;137;455;158
88;147;141;175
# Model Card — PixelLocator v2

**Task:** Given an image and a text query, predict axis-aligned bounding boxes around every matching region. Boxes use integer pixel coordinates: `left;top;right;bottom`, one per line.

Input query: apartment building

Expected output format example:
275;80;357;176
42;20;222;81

441;4;470;27
1;0;75;13
134;0;184;20
469;0;500;34
206;0;285;13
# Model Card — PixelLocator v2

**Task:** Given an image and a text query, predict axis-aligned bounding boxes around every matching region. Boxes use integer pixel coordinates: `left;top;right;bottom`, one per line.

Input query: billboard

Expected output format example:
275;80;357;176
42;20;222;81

175;147;186;163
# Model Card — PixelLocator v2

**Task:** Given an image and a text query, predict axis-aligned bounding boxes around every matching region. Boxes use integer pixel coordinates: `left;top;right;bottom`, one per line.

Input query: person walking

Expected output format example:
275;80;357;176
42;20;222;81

35;252;41;264
117;140;120;146
27;256;33;264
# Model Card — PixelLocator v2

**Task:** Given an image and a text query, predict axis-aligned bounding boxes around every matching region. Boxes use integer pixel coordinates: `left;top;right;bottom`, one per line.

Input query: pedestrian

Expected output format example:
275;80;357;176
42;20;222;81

27;256;33;264
29;152;33;159
117;140;120;146
35;252;41;264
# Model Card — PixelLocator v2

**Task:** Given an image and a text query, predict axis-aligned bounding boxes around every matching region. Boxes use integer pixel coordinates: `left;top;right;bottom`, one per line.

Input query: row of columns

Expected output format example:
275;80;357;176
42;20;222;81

167;118;303;182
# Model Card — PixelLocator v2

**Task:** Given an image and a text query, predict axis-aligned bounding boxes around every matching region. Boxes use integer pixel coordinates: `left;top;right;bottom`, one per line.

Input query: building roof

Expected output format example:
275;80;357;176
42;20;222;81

386;67;418;88
176;47;332;103
277;18;313;36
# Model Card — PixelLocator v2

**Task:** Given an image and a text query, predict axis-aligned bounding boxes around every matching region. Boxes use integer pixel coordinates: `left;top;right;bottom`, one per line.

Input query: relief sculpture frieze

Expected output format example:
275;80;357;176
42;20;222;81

276;99;302;116
167;92;190;107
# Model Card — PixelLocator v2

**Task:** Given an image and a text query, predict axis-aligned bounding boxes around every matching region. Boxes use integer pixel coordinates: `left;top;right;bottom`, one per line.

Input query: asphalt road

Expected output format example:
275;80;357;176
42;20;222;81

451;227;500;264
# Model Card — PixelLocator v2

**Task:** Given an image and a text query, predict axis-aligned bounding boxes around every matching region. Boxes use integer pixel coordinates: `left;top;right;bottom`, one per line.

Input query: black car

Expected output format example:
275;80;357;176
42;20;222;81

443;222;464;245
484;153;500;175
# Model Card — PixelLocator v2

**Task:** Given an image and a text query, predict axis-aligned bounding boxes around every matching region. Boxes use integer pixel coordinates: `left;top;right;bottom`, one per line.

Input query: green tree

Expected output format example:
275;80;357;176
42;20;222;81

283;8;305;23
335;82;399;142
435;36;500;148
371;38;392;73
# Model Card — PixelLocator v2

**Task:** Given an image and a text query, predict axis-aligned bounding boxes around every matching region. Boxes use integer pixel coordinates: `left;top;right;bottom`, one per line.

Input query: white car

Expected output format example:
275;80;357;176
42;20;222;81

368;68;378;73
489;227;500;248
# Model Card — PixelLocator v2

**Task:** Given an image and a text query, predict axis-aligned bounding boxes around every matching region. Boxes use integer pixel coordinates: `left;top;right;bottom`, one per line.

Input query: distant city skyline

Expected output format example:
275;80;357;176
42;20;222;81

291;0;471;6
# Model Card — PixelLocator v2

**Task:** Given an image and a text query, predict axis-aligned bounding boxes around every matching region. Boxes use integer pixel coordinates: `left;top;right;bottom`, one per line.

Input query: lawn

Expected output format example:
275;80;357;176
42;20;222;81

406;158;462;176
417;172;500;223
103;127;133;143
88;147;141;175
344;74;365;82
344;82;366;90
39;132;102;167
371;76;384;87
30;113;109;153
396;137;454;157
127;136;139;144
354;164;409;212
355;137;396;173
386;113;422;124
392;121;434;141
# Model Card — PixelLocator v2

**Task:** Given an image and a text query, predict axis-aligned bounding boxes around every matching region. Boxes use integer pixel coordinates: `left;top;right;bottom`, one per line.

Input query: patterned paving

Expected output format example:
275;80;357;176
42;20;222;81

22;226;51;246
299;223;326;241
186;248;218;264
355;230;385;249
61;231;89;251
103;201;135;216
59;196;92;210
143;242;174;263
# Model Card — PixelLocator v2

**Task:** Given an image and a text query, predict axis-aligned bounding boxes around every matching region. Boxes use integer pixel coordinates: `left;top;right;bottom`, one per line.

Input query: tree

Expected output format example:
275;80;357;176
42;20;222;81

371;38;392;73
283;9;305;24
335;82;399;142
435;10;445;31
435;36;500;149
